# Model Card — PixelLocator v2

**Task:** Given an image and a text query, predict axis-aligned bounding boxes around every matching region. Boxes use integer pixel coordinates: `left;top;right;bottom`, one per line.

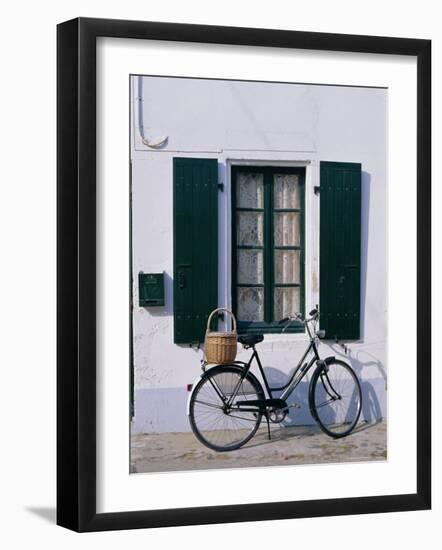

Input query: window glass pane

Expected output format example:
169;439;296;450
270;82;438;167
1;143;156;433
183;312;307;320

238;287;264;321
274;212;301;246
274;287;301;321
274;249;301;284
237;250;264;284
237;172;264;208
237;212;264;246
273;174;300;209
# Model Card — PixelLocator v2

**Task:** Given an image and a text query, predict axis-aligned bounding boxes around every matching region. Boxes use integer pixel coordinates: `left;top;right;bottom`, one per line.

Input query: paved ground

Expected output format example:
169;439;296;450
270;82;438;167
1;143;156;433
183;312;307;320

131;421;387;473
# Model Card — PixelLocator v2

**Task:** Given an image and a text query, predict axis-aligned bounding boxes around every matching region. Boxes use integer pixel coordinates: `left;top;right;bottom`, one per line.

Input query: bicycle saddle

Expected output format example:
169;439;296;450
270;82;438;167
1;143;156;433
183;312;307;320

237;334;264;347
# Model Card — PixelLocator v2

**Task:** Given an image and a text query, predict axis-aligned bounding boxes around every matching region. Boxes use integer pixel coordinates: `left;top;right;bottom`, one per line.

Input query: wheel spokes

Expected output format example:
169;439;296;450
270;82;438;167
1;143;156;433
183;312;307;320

191;370;262;449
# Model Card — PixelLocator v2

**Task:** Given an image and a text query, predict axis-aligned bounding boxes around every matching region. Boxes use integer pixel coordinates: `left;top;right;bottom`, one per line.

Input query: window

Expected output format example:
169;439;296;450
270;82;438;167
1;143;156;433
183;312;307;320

172;158;361;344
232;166;305;334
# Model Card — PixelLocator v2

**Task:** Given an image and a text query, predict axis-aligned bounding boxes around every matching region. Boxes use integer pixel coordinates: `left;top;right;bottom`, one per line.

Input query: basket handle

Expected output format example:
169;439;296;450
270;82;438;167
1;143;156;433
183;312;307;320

206;308;237;333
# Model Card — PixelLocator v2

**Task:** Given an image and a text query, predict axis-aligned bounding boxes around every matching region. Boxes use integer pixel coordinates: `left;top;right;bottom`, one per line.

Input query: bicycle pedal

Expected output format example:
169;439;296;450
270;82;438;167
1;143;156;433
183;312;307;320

289;402;301;409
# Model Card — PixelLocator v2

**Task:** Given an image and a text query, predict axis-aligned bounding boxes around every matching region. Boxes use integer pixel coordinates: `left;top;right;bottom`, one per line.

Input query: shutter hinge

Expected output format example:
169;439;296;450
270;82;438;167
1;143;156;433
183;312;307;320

218;182;224;192
335;338;348;355
314;185;320;195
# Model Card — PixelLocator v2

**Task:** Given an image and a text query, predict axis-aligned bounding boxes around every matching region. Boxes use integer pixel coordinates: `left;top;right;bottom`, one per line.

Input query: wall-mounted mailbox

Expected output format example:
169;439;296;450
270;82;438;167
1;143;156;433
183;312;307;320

138;272;165;307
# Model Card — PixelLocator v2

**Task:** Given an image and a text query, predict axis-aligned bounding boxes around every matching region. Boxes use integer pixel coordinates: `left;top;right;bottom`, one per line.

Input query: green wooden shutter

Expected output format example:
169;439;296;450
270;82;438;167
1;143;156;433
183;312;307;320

319;161;361;340
173;158;218;344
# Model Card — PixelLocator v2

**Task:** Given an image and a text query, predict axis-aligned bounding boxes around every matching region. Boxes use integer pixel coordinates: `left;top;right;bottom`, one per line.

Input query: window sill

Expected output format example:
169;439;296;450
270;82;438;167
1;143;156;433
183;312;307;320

237;321;305;335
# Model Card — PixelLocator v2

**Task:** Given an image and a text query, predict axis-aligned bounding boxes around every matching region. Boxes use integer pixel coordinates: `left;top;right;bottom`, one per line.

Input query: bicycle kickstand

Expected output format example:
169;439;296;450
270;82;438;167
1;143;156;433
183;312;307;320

264;412;271;440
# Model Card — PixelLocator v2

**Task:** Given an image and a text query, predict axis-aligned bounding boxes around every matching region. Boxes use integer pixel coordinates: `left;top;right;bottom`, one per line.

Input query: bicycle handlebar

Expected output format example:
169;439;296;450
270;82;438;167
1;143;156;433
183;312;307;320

278;309;319;326
278;317;290;324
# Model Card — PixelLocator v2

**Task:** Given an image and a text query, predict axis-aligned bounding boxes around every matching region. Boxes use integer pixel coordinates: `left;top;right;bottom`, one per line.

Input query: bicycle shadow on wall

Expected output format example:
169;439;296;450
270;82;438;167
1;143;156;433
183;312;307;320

328;345;386;427
246;350;385;448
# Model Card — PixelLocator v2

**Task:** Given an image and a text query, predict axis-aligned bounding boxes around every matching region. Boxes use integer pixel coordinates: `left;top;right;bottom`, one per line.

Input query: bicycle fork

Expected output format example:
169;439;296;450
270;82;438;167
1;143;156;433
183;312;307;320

319;369;342;403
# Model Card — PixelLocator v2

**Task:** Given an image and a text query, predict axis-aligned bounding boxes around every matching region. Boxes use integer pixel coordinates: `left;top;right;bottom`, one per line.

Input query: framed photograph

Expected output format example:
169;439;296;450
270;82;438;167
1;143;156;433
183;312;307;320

57;17;431;532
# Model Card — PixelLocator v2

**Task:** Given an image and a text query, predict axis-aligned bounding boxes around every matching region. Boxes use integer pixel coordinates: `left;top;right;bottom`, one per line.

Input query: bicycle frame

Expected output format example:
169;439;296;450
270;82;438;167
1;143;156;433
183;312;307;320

188;311;363;449
234;339;319;403
227;319;322;407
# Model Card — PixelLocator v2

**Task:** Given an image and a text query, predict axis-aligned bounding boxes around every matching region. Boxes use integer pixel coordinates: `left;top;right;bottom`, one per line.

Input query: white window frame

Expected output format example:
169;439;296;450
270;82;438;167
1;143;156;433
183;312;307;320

218;154;319;342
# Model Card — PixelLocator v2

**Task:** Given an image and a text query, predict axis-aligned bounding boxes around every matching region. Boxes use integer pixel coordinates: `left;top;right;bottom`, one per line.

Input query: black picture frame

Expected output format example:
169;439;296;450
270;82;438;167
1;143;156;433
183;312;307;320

57;17;431;532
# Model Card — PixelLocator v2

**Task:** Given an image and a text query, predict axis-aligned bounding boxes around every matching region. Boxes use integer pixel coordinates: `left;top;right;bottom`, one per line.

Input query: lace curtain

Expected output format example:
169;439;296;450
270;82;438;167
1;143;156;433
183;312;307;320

236;173;265;321
236;172;301;322
273;174;301;320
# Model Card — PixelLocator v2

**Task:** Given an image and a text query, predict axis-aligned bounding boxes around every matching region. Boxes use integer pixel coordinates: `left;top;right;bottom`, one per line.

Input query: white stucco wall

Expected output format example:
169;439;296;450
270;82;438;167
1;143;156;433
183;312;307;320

130;75;387;434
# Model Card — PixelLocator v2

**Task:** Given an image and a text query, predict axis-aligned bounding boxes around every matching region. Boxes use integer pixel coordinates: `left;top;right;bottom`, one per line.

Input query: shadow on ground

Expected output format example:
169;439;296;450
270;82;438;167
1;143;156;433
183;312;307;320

131;421;387;474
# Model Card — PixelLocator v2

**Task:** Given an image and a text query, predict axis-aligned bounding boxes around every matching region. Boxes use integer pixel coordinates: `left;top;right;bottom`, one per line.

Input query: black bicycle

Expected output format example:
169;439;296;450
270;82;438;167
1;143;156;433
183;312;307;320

188;308;362;452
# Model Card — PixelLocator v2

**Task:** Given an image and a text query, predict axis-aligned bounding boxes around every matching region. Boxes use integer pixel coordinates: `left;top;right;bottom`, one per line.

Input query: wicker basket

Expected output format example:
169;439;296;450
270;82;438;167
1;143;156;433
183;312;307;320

204;308;238;365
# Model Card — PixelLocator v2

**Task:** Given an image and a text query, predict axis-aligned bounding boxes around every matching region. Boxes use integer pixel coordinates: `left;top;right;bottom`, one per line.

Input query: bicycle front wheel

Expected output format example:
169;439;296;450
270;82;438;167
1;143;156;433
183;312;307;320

189;366;264;452
309;360;362;438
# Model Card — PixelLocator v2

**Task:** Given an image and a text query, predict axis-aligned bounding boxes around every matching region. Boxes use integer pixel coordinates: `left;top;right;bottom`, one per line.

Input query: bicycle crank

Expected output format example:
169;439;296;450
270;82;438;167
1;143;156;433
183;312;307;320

268;407;288;423
269;401;301;423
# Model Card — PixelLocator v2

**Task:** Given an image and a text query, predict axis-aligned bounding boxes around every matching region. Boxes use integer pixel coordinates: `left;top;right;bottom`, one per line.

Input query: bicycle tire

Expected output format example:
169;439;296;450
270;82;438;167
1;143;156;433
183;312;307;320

309;359;362;438
189;365;264;452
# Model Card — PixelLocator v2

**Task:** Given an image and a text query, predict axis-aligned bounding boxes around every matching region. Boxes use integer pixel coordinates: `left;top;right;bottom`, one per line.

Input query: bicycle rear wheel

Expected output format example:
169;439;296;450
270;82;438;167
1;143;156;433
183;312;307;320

309;360;362;438
189;366;264;452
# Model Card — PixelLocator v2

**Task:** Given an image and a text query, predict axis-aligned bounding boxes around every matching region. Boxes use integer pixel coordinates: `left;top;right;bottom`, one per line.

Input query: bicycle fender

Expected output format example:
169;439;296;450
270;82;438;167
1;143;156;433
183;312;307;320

316;356;336;372
186;372;206;416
